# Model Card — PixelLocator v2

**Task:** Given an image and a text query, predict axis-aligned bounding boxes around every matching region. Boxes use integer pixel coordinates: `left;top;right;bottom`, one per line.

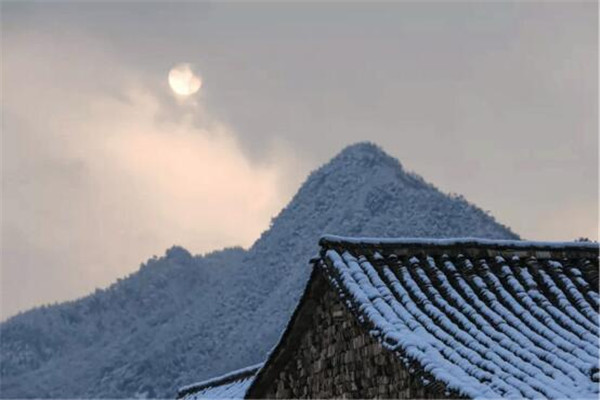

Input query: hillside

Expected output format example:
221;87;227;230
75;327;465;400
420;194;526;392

0;142;518;398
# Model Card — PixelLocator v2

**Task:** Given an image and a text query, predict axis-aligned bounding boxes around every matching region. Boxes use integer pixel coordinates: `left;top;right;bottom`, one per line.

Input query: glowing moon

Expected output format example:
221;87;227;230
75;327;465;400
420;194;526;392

168;64;202;96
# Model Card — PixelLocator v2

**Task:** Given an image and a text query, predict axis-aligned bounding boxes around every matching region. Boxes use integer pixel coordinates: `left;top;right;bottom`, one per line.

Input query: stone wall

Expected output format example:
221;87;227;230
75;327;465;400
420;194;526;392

262;286;456;399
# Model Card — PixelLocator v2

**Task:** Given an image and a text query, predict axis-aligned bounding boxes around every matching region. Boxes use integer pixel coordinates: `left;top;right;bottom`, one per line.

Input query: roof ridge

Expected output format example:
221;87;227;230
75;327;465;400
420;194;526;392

320;235;599;252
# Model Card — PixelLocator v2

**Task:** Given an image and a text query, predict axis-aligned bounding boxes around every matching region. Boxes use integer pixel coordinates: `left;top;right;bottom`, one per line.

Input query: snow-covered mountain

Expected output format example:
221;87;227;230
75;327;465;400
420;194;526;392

0;143;518;398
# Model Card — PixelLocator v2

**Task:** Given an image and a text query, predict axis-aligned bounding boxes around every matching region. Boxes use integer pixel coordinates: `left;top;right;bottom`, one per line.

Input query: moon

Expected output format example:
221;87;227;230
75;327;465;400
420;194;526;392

168;63;202;96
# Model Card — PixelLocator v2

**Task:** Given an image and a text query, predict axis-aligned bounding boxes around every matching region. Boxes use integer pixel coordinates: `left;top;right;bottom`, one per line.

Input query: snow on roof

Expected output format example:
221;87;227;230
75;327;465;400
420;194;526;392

320;234;600;251
317;237;599;399
178;363;262;400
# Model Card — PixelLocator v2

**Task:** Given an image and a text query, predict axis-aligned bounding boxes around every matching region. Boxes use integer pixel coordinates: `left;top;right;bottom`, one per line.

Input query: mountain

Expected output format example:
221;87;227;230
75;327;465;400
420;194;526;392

0;142;518;398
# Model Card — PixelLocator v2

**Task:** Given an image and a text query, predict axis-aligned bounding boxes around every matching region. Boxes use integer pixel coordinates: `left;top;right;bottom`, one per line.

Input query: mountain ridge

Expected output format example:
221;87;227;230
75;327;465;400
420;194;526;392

0;142;518;398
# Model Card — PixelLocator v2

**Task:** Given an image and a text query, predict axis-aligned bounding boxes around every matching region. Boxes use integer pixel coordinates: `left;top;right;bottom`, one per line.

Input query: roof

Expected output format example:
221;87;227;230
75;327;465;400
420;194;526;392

178;363;262;400
319;235;600;251
249;236;599;399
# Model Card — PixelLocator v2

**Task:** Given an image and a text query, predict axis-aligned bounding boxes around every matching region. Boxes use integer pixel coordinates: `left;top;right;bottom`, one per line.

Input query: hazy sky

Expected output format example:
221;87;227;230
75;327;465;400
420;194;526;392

2;1;597;320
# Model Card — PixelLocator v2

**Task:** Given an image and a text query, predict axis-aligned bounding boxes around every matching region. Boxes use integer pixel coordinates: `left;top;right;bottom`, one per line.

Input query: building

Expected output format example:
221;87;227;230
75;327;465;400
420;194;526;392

179;236;599;399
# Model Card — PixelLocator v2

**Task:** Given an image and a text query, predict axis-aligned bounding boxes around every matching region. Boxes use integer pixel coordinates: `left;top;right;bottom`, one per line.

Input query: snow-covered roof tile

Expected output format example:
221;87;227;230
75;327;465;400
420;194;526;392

178;363;262;400
317;236;599;399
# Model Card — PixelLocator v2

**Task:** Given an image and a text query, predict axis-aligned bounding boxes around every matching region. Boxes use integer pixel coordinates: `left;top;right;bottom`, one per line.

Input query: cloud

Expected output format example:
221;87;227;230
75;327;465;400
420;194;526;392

2;1;597;320
1;29;296;320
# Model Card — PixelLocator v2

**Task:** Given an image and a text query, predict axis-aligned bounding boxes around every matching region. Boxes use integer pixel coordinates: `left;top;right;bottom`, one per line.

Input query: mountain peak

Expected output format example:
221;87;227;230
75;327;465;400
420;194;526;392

338;141;383;155
330;142;403;171
165;245;192;264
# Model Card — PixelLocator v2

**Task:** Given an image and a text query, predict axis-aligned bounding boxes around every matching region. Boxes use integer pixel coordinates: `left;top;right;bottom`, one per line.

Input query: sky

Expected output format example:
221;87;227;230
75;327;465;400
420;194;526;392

1;1;597;321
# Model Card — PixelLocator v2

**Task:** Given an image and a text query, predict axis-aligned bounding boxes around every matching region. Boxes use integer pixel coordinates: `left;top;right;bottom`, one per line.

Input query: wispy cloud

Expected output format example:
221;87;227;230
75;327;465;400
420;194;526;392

1;30;297;320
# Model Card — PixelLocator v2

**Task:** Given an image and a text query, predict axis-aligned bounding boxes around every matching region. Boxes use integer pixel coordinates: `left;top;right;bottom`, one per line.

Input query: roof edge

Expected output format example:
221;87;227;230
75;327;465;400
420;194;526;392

177;363;263;399
320;235;599;252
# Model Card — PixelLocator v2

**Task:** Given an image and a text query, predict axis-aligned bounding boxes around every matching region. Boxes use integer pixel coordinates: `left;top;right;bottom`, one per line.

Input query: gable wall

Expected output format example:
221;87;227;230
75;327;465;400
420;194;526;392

262;285;456;399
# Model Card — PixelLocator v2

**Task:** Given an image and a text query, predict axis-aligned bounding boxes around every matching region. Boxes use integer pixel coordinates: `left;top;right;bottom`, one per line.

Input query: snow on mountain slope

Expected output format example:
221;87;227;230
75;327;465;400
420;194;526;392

1;247;248;398
0;142;518;398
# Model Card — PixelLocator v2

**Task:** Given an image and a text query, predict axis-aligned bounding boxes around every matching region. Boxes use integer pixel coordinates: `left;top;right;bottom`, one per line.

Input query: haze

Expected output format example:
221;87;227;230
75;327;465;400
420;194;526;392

1;2;597;321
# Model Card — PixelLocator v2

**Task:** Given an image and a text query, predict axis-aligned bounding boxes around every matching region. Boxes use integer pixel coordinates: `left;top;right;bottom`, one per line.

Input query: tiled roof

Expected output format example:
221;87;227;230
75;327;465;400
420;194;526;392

178;364;262;400
317;235;599;399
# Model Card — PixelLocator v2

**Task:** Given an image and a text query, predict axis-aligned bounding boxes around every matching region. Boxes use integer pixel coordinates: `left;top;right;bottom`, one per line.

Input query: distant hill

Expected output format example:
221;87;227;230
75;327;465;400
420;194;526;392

0;142;518;398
